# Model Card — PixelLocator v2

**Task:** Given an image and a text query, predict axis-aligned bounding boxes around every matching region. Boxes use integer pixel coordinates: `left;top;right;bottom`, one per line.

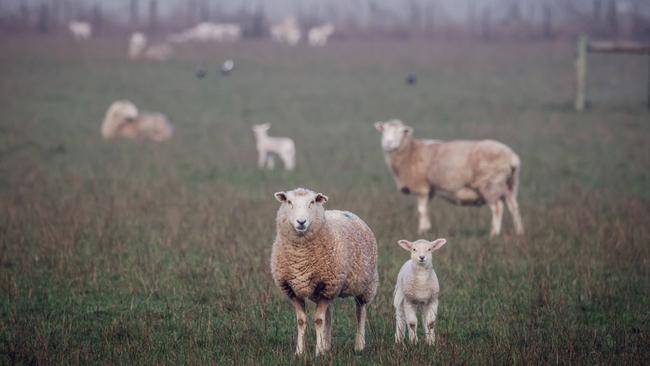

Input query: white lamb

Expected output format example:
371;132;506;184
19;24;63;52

394;238;447;345
68;21;92;40
270;17;301;46
308;23;334;46
271;188;379;355
252;123;295;171
101;100;173;142
128;32;173;61
374;119;524;236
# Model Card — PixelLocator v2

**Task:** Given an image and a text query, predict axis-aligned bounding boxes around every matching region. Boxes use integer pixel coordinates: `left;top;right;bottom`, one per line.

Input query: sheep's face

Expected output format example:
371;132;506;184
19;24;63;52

252;123;271;135
374;119;413;153
110;101;138;122
275;188;328;235
398;238;446;267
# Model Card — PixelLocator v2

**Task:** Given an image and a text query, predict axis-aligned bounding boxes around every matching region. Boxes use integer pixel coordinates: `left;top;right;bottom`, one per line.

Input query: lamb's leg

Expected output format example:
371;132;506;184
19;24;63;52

424;298;439;345
489;200;504;237
266;155;275;170
314;299;330;356
354;301;367;351
505;191;524;235
395;301;406;343
292;297;307;355
324;302;332;351
281;151;295;171
416;194;432;233
257;149;267;169
404;301;418;343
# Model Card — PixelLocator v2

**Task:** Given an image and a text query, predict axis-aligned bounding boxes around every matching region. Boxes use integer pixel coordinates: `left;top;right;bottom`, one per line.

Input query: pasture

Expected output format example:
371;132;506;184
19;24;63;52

0;35;649;364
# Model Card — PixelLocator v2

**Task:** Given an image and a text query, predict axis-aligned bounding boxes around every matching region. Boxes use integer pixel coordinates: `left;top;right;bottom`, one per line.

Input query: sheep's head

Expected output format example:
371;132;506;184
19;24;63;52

398;238;446;267
374;119;413;153
252;122;271;135
102;100;138;138
275;188;328;236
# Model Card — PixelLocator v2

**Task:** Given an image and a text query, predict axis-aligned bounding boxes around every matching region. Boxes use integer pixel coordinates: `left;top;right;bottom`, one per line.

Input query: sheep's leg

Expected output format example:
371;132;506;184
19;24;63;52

283;152;295;171
404;301;418;343
324;303;332;351
423;298;439;345
489;200;504;237
257;149;267;169
505;192;524;235
354;301;367;352
416;194;432;234
395;302;406;344
266;155;275;170
314;299;330;356
292;297;308;355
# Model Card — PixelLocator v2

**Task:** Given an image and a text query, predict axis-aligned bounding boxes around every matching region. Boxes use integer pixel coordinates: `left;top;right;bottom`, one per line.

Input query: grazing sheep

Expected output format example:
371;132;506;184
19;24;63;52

270;17;301;46
68;21;92;40
308;23;334;46
168;22;241;43
251;123;295;171
374;119;524;236
101;100;173;142
128;32;173;61
394;238;446;345
271;188;379;355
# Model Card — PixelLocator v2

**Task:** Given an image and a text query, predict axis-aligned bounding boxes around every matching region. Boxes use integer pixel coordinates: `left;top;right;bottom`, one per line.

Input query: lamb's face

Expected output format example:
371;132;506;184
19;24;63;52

252;123;271;135
275;188;328;235
374;119;413;152
111;101;138;122
398;238;447;267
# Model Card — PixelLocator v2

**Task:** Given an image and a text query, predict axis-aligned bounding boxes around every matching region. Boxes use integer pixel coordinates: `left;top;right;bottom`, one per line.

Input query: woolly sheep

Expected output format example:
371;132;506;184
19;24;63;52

129;32;173;61
374;119;524;236
308;23;334;46
101;100;173;142
68;21;92;40
394;238;446;345
252;123;295;171
168;22;241;43
270;17;301;46
270;188;379;356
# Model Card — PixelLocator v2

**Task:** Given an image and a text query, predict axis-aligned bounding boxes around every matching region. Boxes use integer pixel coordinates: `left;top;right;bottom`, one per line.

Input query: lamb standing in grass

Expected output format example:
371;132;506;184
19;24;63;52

271;188;379;356
252;123;295;171
101;100;173;142
374;119;524;236
394;238;446;345
68;21;92;40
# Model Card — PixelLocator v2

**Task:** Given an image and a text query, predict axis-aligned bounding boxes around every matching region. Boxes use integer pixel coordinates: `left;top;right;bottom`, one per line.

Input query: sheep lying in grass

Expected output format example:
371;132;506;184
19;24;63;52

128;33;173;61
168;22;241;43
374;119;524;236
394;238;446;345
308;23;334;46
271;188;379;356
68;21;92;40
101;100;173;142
252;123;295;171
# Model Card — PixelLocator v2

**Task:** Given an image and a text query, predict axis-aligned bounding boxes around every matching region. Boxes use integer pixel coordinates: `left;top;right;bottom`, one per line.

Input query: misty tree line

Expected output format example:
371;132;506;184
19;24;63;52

0;0;648;39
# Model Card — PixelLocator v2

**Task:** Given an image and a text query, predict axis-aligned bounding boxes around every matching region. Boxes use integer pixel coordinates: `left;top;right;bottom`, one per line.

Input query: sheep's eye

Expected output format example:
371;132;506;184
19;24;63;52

287;200;292;205
412;249;415;251
310;200;315;205
428;248;432;252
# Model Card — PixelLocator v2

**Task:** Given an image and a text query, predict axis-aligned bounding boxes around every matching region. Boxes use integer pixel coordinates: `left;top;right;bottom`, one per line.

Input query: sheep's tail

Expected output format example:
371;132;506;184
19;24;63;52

507;154;521;200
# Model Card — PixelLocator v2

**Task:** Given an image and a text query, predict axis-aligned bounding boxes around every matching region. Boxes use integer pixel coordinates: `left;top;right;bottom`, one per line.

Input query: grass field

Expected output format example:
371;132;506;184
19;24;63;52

0;35;649;364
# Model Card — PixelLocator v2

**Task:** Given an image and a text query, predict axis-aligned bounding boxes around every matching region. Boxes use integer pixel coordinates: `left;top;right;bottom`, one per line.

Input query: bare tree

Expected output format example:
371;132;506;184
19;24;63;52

607;0;618;35
593;0;602;23
148;0;157;32
130;0;139;27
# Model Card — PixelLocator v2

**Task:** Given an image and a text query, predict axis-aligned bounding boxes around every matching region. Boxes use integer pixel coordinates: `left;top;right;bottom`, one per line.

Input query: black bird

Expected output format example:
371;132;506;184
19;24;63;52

195;68;207;79
406;72;417;85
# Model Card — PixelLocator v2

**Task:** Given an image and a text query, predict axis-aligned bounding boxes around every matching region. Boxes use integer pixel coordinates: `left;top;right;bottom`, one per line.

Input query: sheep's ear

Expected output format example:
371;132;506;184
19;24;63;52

398;240;413;251
403;126;413;137
314;193;328;204
263;122;271;128
374;121;384;132
274;192;287;202
429;238;447;251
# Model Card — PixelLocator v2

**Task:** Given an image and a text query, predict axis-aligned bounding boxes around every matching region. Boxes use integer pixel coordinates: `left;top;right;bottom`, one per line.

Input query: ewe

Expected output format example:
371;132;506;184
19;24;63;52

308;23;335;46
101;100;173;142
270;17;301;46
271;188;379;355
251;123;295;171
68;21;92;40
374;119;524;236
128;33;173;61
394;238;446;345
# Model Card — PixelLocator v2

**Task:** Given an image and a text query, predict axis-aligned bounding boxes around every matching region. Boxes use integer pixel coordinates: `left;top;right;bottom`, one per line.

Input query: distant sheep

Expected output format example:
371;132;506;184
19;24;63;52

374;119;524;236
270;17;301;46
394;238;446;345
168;22;241;43
308;23;334;46
271;188;379;355
252;123;295;171
128;32;173;61
68;21;92;40
101;100;173;142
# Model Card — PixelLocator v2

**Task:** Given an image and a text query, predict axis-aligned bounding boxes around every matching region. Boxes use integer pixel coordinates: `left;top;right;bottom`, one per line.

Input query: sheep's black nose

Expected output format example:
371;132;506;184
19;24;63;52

419;256;425;261
297;219;306;226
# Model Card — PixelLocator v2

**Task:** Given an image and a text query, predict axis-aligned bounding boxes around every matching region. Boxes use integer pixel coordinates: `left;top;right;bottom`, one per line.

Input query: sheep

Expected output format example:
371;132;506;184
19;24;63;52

270;17;301;46
374;119;524;236
251;123;295;171
68;21;92;40
101;100;173;142
168;22;241;43
308;23;334;46
128;32;173;61
270;188;379;356
394;238;446;345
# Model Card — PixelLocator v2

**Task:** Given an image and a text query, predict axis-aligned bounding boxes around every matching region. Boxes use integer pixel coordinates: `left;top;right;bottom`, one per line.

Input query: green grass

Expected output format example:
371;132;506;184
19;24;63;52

0;35;649;364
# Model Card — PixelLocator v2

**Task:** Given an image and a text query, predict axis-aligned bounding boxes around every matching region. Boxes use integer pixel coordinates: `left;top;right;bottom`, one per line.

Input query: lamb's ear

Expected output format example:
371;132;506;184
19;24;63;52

263;122;271;128
398;240;413;251
403;126;413;137
430;238;447;251
274;192;287;202
314;193;328;204
374;121;384;132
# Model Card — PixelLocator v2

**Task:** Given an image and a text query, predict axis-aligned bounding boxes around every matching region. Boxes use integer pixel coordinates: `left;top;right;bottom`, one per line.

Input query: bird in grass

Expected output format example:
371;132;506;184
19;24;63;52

221;59;234;76
406;72;417;85
195;68;207;79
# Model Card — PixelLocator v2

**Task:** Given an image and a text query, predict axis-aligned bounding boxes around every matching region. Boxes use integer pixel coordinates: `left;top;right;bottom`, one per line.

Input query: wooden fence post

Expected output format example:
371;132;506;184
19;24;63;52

575;35;588;111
